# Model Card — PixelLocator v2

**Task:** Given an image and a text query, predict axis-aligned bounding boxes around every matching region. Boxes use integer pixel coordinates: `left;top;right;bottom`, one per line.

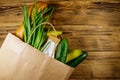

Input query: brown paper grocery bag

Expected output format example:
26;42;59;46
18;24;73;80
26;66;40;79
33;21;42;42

0;33;74;80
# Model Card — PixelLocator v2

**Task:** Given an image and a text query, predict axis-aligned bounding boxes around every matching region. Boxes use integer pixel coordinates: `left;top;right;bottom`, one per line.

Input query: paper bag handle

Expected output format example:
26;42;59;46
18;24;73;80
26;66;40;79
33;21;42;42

27;22;58;43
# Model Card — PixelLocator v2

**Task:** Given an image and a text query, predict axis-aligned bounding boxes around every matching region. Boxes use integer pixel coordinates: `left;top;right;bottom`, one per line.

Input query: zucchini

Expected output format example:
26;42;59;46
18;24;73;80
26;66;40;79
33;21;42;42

55;38;68;63
66;51;88;67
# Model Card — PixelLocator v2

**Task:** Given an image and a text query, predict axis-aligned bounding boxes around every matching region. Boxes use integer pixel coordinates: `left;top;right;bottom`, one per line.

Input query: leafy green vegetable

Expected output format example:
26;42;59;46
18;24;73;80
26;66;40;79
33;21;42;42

23;1;54;50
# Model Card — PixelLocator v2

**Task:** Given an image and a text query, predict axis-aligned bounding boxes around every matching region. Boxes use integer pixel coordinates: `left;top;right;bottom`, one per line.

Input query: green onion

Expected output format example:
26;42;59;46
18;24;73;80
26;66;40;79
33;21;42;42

23;4;31;42
24;1;54;50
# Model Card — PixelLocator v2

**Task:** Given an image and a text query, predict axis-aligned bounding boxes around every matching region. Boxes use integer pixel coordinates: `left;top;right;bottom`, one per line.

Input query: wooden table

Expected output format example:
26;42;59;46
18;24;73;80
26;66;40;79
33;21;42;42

0;0;120;80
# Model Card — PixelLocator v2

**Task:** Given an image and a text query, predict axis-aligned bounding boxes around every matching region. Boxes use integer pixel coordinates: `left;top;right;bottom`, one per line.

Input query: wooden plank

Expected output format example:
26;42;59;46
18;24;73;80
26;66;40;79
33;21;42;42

87;52;120;60
52;2;120;26
89;0;120;3
0;1;120;26
0;0;120;7
91;60;120;78
90;79;120;80
61;25;120;52
0;7;23;27
0;33;119;52
96;61;120;78
69;64;92;79
68;52;120;80
56;25;120;32
68;35;119;51
0;25;120;51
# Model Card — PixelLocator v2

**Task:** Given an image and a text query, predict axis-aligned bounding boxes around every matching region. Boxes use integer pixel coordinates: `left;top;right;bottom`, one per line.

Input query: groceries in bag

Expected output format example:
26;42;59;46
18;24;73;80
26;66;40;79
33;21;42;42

15;1;88;68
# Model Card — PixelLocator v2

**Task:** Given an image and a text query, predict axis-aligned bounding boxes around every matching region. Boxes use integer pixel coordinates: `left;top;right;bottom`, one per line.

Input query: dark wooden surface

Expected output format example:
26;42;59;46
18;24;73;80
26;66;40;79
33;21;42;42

0;0;120;80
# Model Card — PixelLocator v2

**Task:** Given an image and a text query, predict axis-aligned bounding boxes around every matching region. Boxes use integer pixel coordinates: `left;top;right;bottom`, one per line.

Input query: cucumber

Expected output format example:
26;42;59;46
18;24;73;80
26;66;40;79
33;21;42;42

66;51;88;67
55;38;68;63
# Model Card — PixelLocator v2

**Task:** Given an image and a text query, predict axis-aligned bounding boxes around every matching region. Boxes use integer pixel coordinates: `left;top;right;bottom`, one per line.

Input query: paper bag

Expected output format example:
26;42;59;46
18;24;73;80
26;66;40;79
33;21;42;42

0;33;74;80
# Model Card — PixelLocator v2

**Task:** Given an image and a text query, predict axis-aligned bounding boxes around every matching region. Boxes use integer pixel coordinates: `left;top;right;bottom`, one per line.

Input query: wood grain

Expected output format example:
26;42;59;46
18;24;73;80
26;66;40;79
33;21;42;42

0;1;120;26
0;0;120;80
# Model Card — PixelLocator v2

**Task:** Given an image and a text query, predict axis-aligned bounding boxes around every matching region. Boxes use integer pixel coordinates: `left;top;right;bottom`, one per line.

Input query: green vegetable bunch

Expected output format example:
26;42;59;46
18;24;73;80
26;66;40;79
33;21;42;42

23;1;54;50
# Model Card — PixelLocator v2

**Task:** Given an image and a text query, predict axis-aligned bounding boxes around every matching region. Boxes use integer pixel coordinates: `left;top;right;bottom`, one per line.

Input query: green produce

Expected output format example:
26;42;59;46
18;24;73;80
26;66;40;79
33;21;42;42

15;0;88;65
66;49;82;63
22;1;54;50
55;38;68;63
66;51;88;67
23;4;31;42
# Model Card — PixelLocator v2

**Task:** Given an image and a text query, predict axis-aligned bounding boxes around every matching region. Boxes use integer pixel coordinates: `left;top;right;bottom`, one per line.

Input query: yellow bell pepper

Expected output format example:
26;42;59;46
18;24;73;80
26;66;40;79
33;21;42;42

66;49;82;63
47;30;62;37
